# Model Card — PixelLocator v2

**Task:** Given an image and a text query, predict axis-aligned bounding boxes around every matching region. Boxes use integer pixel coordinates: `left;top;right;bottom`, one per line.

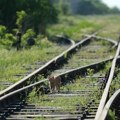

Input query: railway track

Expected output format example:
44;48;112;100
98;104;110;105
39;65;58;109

0;31;118;120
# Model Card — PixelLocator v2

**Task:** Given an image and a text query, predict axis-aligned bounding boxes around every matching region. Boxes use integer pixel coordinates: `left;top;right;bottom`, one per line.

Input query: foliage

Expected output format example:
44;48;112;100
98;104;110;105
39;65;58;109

77;0;110;15
35;37;52;49
107;109;115;120
0;25;6;38
47;16;100;40
16;10;27;31
2;34;16;48
24;0;58;34
111;7;120;13
53;0;71;15
0;25;16;49
22;29;35;46
0;0;58;34
52;0;120;15
87;68;94;76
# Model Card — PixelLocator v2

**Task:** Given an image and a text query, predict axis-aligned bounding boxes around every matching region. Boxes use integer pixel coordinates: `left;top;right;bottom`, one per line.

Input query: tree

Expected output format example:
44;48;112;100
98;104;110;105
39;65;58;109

62;0;120;15
0;0;26;30
25;0;58;34
0;0;58;34
16;10;27;32
76;0;110;15
111;7;120;14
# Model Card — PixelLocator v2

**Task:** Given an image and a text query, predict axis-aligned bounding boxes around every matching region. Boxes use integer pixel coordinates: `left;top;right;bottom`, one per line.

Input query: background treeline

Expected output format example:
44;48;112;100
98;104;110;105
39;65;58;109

0;0;58;34
52;0;120;15
0;0;120;34
0;0;58;49
0;0;120;49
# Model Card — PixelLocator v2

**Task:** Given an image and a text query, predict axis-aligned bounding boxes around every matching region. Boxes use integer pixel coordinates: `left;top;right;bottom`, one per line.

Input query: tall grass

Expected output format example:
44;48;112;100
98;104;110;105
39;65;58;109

47;15;101;41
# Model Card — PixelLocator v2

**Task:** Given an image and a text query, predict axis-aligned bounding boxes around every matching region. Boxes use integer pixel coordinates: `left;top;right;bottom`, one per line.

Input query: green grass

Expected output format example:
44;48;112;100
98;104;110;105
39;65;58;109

47;15;101;41
29;95;87;110
96;15;120;40
47;15;120;41
109;67;120;96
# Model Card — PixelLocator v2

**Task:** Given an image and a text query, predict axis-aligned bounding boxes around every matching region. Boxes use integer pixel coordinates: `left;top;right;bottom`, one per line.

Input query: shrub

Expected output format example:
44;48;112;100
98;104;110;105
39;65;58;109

0;25;16;49
22;29;35;47
0;25;6;38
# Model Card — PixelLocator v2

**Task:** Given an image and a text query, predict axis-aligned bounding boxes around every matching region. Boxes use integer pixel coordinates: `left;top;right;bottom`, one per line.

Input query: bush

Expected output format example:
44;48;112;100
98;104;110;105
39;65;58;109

0;25;6;38
22;29;35;47
36;36;52;49
0;25;16;49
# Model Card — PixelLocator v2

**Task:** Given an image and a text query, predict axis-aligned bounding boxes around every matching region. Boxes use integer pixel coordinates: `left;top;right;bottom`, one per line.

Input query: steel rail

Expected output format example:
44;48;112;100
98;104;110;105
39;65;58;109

99;89;120;120
0;34;94;97
95;43;120;120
